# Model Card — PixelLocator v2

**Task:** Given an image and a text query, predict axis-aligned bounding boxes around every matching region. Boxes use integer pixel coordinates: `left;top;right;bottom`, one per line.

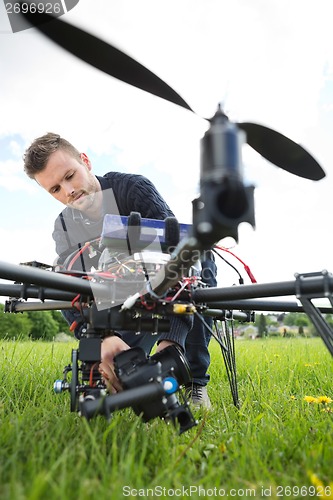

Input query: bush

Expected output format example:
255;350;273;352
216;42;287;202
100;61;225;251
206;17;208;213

26;311;59;340
0;303;32;339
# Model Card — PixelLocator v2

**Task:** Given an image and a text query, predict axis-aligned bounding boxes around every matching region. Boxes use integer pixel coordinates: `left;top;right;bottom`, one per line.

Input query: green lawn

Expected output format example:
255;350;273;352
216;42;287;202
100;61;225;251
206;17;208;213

0;337;332;499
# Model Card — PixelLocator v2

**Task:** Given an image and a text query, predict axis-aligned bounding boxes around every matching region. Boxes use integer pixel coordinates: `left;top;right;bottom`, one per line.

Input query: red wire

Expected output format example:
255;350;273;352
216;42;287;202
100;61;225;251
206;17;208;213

89;363;99;386
140;295;156;310
95;271;120;279
214;245;257;283
67;241;91;270
71;294;81;309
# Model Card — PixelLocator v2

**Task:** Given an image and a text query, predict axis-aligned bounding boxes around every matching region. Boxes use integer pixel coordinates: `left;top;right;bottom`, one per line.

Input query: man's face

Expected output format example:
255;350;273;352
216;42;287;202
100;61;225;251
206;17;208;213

34;150;100;213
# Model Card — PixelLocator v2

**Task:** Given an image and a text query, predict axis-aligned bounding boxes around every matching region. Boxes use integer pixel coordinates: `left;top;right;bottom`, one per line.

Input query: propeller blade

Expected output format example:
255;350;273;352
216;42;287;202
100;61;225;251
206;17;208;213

238;122;325;180
22;11;325;181
22;10;194;113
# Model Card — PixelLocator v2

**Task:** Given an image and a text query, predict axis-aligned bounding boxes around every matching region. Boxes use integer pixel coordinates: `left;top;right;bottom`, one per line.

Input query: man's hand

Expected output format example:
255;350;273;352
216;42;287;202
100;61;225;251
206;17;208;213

99;337;179;393
99;336;130;393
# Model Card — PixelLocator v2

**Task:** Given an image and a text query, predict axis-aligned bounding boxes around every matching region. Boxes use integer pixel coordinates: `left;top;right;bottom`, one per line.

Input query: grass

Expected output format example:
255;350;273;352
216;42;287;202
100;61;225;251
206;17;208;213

0;336;332;499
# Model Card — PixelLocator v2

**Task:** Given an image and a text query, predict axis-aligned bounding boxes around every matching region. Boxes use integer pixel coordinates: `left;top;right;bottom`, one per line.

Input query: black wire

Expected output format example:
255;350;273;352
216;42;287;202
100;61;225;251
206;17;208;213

193;310;229;353
212;248;244;284
214;316;239;408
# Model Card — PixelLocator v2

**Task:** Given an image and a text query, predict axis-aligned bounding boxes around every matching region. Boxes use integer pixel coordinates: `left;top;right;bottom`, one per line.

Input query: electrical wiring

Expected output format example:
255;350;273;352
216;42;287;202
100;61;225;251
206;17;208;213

214;245;257;283
213;248;244;284
169;276;199;302
67;241;92;271
66;238;101;271
89;363;97;386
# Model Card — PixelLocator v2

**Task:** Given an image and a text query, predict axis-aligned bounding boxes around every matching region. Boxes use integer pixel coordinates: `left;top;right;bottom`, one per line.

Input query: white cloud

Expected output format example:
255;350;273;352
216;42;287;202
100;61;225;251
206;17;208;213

0;159;38;193
0;227;57;265
8;140;22;157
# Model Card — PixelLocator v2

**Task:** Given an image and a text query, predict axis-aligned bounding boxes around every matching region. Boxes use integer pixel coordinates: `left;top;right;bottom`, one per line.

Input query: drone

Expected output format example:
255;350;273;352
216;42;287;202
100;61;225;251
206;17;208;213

1;9;333;434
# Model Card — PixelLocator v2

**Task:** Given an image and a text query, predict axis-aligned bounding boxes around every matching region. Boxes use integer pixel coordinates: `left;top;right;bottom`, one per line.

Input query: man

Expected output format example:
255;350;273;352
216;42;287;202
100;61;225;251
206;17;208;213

23;132;216;405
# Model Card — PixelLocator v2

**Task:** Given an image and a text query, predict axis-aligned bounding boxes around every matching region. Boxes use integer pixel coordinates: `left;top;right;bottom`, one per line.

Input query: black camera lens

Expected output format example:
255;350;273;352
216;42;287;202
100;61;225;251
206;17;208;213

149;344;192;386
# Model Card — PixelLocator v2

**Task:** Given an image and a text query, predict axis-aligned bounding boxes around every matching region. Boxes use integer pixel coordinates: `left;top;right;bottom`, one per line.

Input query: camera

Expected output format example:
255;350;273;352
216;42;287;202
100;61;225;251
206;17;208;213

79;344;197;434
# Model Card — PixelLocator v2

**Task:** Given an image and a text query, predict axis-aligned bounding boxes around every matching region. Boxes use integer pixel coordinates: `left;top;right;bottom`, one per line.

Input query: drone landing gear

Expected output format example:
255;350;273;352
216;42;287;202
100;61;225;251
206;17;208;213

197;308;251;409
295;271;333;356
70;349;79;412
214;314;239;409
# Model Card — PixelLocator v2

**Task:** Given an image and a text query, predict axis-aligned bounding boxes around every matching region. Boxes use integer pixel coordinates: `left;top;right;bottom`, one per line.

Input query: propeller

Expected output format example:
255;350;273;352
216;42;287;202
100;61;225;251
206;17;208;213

22;10;325;181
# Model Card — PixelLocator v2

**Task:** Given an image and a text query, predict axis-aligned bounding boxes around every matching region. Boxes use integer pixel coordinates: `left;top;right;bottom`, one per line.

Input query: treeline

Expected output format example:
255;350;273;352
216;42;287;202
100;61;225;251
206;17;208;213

0;303;70;340
254;312;333;338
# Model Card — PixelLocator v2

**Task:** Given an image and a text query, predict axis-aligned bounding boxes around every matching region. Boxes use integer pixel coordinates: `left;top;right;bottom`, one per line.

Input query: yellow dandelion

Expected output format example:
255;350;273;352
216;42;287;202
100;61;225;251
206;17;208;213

317;396;333;404
304;396;318;403
308;471;333;499
290;395;296;400
309;472;324;488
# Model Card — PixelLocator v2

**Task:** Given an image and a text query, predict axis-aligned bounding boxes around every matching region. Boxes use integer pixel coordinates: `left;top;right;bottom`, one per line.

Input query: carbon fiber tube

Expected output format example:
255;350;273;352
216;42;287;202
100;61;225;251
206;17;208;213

193;273;333;303
0;283;77;301
206;299;333;313
0;261;108;296
6;301;73;312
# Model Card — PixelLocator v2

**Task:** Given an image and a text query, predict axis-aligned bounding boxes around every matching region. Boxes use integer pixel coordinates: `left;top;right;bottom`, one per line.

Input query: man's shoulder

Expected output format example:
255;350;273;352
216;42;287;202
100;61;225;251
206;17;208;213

100;171;148;187
101;173;158;202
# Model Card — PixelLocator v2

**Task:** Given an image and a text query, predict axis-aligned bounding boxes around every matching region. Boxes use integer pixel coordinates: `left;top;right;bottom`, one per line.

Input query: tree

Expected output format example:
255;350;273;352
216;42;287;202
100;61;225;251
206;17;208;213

307;313;333;337
283;312;310;328
51;310;71;333
0;303;32;339
26;311;59;340
256;313;267;338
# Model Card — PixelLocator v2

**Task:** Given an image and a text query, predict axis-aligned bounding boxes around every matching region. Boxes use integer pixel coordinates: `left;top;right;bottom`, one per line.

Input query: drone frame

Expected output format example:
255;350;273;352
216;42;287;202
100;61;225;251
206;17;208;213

1;7;332;428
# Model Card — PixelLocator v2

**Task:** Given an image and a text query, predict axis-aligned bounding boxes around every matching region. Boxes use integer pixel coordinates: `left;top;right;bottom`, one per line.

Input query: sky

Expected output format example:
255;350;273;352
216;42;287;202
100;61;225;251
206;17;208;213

1;0;333;294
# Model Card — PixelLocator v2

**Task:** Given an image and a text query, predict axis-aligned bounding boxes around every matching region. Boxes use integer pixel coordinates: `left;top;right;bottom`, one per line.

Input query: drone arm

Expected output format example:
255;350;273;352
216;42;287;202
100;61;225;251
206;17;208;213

5;300;73;313
192;271;333;306
203;308;251;322
0;283;78;302
0;260;109;297
204;299;333;314
192;273;333;303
